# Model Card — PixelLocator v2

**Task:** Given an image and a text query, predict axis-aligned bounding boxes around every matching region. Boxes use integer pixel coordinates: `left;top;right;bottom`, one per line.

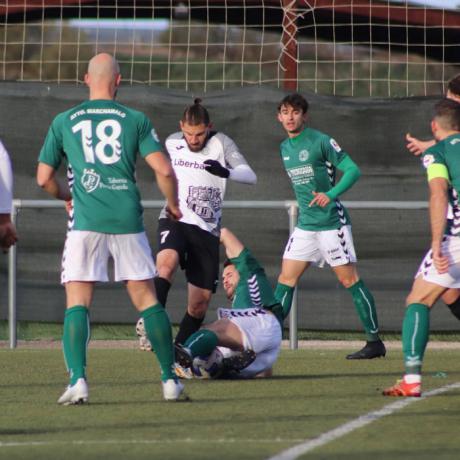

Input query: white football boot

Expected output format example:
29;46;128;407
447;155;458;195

57;378;89;405
174;363;194;380
162;379;189;401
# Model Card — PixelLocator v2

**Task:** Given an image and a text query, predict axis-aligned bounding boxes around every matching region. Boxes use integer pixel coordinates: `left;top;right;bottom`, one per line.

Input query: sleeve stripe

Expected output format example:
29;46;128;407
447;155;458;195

427;164;449;182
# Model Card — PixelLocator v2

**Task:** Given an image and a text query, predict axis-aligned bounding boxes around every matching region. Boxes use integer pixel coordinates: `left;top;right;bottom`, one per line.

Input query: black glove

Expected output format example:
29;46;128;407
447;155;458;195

203;159;230;178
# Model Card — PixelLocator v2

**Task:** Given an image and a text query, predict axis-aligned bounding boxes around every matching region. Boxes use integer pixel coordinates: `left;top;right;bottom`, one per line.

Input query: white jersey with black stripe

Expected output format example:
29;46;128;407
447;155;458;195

161;131;250;236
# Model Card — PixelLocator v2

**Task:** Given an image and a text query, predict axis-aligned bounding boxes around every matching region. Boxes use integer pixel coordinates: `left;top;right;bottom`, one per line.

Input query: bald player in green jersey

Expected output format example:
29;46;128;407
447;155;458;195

274;93;386;360
37;53;187;403
384;99;460;397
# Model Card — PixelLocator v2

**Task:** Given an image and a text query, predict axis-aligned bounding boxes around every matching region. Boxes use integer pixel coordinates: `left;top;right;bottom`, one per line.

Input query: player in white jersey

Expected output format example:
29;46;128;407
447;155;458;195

137;99;256;354
0;139;17;251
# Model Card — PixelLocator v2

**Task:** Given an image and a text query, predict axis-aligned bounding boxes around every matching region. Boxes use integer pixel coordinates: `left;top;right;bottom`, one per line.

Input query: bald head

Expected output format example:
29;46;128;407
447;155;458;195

85;53;121;100
88;53;119;78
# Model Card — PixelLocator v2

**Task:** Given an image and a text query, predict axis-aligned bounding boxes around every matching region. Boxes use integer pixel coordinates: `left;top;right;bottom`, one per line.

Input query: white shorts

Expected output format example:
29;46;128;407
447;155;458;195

61;230;157;284
217;307;282;378
415;236;460;288
283;225;357;267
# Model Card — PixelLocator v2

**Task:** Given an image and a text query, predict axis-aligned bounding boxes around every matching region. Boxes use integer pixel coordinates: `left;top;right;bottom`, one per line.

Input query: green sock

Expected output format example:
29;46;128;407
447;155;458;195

63;305;90;385
348;279;380;342
275;282;295;320
402;303;430;375
141;304;175;382
184;329;218;358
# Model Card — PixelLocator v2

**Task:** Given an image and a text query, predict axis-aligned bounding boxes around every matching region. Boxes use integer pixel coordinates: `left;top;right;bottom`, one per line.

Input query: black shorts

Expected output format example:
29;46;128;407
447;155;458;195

157;218;219;292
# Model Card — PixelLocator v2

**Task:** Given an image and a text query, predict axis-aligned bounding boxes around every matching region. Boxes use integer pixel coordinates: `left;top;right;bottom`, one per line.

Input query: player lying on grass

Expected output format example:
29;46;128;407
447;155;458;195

145;227;282;379
384;99;460;397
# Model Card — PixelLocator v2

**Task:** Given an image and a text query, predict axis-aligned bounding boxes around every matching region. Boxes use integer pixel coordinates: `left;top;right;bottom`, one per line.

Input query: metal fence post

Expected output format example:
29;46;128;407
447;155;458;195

8;202;18;349
287;202;298;350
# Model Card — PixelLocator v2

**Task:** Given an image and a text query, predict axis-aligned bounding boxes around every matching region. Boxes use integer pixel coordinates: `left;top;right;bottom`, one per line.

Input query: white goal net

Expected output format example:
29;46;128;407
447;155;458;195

1;0;459;96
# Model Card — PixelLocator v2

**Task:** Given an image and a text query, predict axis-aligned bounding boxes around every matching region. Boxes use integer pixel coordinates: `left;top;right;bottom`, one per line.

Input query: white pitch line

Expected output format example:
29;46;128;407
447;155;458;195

0;438;305;448
268;382;460;460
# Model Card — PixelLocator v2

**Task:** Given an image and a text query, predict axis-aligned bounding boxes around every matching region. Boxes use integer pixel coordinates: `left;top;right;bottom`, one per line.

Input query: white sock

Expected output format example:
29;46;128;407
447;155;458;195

404;374;421;384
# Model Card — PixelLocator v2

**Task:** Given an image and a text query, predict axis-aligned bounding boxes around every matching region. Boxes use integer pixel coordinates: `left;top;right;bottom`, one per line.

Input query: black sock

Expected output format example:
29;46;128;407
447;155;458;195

175;312;205;345
447;297;460;320
154;277;171;307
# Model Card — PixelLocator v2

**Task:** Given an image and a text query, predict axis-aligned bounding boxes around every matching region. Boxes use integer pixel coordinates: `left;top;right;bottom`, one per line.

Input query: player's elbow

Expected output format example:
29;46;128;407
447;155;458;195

220;227;229;240
354;166;361;180
346;164;361;182
36;175;47;189
161;165;176;180
246;169;257;185
36;169;52;189
155;162;175;179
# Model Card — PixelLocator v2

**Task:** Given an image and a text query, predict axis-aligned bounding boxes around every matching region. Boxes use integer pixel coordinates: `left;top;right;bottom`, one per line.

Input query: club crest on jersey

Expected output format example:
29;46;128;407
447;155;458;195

298;149;309;161
330;138;341;152
422;154;435;168
81;168;100;193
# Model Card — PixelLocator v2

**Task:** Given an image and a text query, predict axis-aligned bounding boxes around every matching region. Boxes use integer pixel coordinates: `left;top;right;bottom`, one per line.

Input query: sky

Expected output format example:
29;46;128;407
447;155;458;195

393;0;459;8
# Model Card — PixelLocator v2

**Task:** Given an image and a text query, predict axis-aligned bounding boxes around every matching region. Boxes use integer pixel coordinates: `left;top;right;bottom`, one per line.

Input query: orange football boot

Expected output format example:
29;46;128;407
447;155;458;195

383;379;421;397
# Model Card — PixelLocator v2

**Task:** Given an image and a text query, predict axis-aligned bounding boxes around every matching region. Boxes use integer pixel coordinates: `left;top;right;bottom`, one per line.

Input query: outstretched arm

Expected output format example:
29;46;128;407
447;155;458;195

220;227;244;259
406;133;436;157
145;152;182;221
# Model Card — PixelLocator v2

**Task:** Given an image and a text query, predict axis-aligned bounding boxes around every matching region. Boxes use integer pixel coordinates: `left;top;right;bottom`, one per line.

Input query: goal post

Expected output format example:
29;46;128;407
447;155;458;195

0;1;459;94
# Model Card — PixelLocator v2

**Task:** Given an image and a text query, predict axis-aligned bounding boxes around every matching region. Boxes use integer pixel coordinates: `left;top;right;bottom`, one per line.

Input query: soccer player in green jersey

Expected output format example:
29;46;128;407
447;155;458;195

384;99;460;397
37;53;187;403
274;93;386;359
406;75;460;321
175;227;283;379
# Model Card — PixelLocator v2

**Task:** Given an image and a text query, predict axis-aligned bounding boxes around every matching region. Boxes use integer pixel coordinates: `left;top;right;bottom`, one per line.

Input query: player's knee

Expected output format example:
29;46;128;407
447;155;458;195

338;276;358;289
156;264;175;281
278;273;297;287
188;302;208;318
405;293;434;308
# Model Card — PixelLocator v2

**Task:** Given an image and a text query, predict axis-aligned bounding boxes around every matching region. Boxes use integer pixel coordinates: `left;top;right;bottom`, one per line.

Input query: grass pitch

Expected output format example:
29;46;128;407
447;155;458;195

1;347;460;460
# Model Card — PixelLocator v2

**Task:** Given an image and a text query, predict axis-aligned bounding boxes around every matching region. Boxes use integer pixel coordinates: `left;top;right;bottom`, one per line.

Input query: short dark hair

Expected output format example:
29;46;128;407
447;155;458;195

433;98;460;131
181;98;210;125
278;93;309;114
448;74;460;98
223;258;234;269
